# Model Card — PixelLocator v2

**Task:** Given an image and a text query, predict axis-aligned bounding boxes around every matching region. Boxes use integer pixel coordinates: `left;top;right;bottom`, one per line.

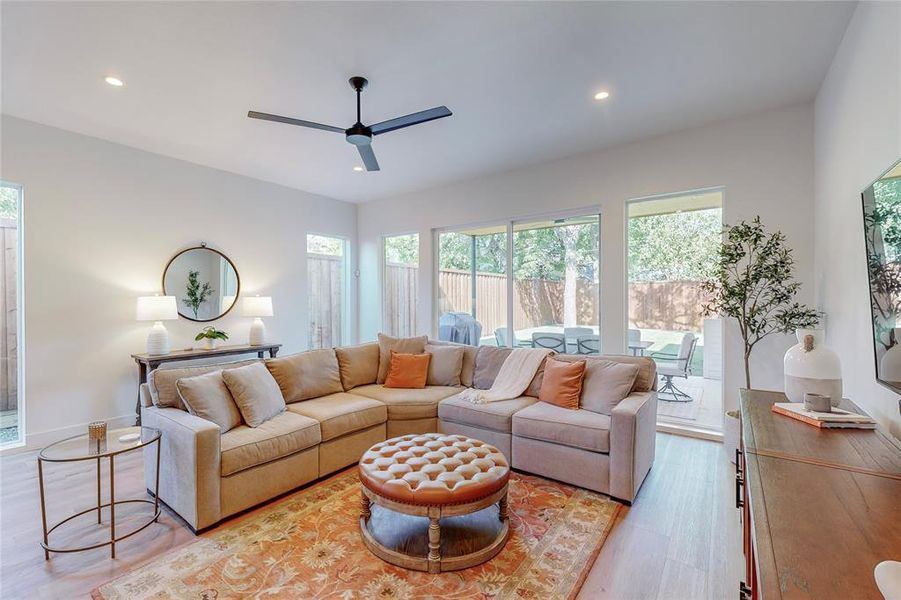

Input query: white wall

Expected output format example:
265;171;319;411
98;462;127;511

0;116;357;448
359;104;817;415
814;2;901;438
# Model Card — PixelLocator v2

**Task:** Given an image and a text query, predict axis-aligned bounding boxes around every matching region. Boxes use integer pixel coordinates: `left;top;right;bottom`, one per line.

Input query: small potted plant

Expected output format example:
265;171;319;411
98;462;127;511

195;326;229;350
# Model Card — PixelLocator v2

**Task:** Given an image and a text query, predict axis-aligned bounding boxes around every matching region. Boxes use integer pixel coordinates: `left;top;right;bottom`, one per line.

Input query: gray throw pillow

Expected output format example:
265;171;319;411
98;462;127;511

472;346;513;390
579;359;641;415
425;344;464;386
147;359;259;410
377;333;428;383
221;362;286;427
176;370;243;433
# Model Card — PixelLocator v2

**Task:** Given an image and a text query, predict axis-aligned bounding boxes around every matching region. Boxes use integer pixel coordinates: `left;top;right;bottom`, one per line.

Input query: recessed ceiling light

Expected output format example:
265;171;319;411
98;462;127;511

105;76;124;87
594;91;610;100
353;166;364;172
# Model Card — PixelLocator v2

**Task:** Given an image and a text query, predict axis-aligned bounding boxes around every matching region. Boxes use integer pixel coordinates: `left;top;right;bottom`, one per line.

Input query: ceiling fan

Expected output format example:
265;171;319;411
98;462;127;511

247;76;452;172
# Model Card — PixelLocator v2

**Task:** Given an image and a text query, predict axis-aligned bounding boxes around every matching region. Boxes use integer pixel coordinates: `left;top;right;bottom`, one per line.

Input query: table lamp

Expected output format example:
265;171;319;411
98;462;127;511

243;295;273;346
136;295;178;355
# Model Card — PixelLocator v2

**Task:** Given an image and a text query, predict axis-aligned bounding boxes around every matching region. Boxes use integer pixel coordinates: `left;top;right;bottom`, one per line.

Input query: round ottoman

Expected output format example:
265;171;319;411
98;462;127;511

358;433;511;573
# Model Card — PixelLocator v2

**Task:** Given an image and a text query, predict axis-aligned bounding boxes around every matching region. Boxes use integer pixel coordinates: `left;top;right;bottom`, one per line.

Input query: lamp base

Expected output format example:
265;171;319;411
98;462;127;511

147;321;170;355
249;318;266;346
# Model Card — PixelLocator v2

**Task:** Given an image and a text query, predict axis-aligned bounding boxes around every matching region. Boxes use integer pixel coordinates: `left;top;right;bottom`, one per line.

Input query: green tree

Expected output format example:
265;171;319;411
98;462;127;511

701;217;820;388
628;208;721;281
0;186;18;219
384;234;418;265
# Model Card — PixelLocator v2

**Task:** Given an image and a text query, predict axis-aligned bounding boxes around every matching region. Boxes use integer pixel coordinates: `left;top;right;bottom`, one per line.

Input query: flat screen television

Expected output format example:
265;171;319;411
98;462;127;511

862;157;901;395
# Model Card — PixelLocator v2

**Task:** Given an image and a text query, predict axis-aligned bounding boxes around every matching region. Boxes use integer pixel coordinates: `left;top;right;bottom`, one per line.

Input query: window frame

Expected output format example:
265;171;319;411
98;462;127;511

380;231;421;336
0;180;24;449
305;232;351;349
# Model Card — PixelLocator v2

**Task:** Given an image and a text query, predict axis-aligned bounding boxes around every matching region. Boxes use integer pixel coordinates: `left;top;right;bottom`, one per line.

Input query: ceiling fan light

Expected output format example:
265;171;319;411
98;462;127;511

105;76;124;87
594;91;610;100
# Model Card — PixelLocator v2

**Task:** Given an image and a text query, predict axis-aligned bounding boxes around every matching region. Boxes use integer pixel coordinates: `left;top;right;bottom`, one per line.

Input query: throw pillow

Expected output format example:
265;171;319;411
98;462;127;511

538;358;587;410
175;370;243;433
579;359;641;415
384;351;431;389
335;342;380;390
425;344;464;386
472;346;513;389
426;340;478;387
265;349;343;403
554;354;656;393
221;362;286;427
147;359;259;410
377;333;427;383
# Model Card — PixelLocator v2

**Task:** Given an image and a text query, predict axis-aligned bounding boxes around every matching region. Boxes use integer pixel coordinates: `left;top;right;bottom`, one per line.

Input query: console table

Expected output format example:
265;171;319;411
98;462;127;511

131;343;281;425
738;389;901;599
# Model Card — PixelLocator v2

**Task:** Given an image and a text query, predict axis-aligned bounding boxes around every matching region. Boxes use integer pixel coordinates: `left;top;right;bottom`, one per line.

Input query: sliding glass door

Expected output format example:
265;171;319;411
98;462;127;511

0;182;21;447
435;212;599;349
307;234;348;349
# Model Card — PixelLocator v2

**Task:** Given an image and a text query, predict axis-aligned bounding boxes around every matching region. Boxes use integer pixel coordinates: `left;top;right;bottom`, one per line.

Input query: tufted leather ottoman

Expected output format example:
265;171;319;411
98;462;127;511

358;433;511;573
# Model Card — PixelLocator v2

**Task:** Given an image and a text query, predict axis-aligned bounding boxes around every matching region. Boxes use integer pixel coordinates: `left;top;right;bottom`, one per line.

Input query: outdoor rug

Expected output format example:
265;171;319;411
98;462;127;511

93;468;621;600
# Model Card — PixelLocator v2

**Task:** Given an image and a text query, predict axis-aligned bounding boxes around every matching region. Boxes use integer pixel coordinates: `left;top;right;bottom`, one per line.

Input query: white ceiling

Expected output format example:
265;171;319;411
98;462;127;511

1;1;855;203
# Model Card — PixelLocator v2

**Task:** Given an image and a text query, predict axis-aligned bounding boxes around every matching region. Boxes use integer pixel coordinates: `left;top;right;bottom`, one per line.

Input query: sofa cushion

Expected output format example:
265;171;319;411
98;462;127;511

175;370;243;433
222;362;286;427
148;359;259;410
384;351;431;389
579;359;641;415
512;402;611;453
377;334;428;383
220;411;321;476
351;384;459;420
265;349;343;403
472;346;512;389
426;340;478;387
523;356;549;398
425;344;464;386
555;354;656;393
286;393;387;442
335;342;380;390
438;393;538;433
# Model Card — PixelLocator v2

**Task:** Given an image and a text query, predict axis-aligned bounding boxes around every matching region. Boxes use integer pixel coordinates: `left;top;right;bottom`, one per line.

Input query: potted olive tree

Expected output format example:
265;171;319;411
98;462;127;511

701;216;820;390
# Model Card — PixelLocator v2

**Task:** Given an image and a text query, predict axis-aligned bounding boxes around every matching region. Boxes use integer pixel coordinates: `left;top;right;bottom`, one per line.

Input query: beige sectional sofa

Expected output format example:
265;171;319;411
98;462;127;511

140;340;657;531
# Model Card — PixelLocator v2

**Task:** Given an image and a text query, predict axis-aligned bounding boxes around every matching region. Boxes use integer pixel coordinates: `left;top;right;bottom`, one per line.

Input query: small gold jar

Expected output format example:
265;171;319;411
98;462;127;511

88;421;107;441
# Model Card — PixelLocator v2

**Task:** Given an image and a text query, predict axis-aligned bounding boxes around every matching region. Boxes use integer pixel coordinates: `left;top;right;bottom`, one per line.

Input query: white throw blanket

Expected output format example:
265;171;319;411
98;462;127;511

460;348;551;404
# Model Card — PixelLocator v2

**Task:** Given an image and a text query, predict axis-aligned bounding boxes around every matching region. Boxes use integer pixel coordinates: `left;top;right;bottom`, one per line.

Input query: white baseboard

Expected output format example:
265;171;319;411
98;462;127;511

656;422;724;442
0;413;136;455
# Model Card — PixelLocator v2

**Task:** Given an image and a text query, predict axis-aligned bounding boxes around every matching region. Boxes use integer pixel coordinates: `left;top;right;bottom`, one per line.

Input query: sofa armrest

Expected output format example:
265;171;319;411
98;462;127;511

609;391;657;502
141;405;222;530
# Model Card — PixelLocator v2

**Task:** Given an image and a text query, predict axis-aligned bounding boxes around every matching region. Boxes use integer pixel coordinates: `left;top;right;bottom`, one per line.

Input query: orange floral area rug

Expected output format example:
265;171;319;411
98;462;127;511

93;469;621;600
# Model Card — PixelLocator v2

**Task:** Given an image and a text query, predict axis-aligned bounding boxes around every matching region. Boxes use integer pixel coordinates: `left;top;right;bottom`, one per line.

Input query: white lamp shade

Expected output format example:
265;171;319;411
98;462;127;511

242;296;273;317
136;296;178;321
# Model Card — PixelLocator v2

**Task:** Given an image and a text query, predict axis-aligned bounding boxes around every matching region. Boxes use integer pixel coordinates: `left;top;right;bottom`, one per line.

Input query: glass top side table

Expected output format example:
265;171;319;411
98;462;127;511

38;426;162;559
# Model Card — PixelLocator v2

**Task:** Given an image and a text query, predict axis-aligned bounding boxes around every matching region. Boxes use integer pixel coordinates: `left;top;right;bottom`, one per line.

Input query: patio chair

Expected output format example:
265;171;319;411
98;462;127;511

576;334;600;354
649;332;698;402
532;332;566;353
494;327;517;347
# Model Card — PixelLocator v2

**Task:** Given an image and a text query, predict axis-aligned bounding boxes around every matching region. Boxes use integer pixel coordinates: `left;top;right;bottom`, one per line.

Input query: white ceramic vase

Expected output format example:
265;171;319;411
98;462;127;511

202;338;219;351
879;327;901;382
783;328;842;406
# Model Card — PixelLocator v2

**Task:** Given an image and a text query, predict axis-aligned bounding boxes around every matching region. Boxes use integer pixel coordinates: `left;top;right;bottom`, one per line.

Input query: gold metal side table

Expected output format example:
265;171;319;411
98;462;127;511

38;426;161;559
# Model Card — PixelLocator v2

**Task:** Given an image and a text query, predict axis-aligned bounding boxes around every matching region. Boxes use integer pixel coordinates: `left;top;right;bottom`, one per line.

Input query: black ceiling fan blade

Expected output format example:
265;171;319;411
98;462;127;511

247;111;345;134
357;144;380;172
370;106;452;136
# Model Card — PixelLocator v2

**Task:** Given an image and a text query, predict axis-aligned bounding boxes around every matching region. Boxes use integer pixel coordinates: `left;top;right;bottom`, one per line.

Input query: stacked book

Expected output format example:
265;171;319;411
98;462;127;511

772;402;877;429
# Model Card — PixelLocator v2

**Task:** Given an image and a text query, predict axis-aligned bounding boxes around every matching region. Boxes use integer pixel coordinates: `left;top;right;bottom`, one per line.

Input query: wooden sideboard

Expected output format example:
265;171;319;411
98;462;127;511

131;343;281;425
738;389;901;599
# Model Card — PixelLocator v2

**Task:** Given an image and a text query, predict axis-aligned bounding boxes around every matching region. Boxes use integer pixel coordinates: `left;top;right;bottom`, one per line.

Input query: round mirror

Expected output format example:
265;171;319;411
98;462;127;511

162;245;240;322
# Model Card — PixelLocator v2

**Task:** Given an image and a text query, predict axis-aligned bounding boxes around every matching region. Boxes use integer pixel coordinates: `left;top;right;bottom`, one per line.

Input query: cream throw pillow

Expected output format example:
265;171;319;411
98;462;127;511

176;370;243;433
579;359;641;415
335;343;380;390
221;362;286;427
265;349;343;403
377;334;427;383
425;344;464;386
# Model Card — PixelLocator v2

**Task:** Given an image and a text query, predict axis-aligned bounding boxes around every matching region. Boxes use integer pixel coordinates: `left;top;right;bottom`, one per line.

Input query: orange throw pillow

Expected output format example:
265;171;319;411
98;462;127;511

538;358;586;409
384;351;431;389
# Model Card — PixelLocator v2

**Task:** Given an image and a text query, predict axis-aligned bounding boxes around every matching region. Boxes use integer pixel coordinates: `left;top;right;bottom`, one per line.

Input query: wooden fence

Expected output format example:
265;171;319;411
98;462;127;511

1;219;17;412
307;253;344;349
384;264;708;336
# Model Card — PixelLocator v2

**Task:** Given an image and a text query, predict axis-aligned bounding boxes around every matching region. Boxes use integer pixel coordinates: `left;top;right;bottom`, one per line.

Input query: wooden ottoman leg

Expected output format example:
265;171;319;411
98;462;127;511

499;491;509;523
428;507;441;573
361;491;371;523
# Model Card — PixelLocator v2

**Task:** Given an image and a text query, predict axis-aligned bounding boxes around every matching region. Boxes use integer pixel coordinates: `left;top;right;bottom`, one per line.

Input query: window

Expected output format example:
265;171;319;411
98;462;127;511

0;182;22;447
307;234;348;349
437;226;508;346
382;234;419;337
434;212;599;349
627;189;723;432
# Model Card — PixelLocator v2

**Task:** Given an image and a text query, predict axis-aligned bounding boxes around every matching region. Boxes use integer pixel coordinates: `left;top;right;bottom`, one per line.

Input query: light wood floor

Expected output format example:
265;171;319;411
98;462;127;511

0;433;743;599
